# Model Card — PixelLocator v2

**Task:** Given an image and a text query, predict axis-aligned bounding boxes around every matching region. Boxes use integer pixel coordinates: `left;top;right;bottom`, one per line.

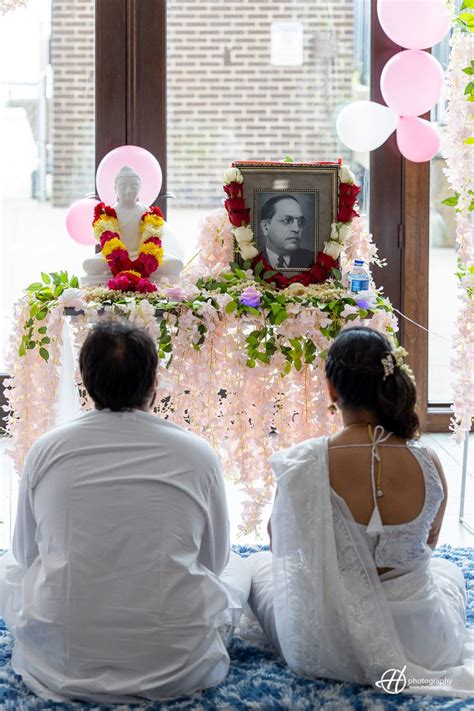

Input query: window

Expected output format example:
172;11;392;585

166;0;372;261
0;0;95;369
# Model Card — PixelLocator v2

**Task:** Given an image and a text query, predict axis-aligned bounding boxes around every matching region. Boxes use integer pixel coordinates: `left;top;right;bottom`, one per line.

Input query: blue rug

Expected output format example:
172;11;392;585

0;545;472;710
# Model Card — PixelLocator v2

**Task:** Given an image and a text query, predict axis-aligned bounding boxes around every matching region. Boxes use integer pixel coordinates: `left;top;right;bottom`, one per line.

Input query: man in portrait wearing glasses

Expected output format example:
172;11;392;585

258;194;314;270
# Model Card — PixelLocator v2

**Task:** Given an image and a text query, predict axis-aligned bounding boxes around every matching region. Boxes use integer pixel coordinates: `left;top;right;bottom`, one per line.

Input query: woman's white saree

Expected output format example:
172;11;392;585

270;437;473;697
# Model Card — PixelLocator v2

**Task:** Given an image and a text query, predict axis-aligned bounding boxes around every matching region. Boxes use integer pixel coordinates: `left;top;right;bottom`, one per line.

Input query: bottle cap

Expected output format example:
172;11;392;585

354;259;364;265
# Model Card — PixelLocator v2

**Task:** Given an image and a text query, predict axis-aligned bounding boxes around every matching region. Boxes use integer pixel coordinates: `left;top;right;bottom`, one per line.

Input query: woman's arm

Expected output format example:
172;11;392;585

425;447;448;549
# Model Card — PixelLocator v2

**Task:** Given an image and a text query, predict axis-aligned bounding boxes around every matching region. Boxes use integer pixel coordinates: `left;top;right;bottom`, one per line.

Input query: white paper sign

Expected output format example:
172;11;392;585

271;21;304;67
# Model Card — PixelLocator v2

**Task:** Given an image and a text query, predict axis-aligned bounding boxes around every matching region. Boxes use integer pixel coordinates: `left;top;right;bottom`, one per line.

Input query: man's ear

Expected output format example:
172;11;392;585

260;220;269;237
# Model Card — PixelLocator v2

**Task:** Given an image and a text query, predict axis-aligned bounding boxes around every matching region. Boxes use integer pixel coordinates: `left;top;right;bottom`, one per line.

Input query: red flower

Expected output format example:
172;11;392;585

142;236;162;247
142;206;164;220
137;278;158;293
224;198;246;212
316;251;338;272
223;182;243;199
94;202;117;221
108;274;134;291
337;183;360;222
228;209;251;227
93;202;105;221
108;270;158;292
309;263;329;282
136;253;158;277
289;272;312;286
100;230;120;248
108;253;132;276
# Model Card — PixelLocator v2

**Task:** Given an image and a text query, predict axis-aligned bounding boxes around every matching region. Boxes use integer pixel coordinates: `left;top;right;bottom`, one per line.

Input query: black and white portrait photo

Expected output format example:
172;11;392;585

256;192;316;270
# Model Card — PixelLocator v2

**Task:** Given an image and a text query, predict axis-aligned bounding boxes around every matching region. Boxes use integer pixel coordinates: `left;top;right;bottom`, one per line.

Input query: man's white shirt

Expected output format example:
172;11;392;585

2;410;231;702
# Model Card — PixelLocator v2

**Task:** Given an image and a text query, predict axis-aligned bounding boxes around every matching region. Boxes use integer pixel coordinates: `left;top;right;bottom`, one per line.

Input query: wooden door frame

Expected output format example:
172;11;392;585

370;1;449;431
95;0;167;216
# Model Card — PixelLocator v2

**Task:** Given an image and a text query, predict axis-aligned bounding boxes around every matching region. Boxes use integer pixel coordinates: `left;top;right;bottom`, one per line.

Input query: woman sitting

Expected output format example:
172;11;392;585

248;327;473;697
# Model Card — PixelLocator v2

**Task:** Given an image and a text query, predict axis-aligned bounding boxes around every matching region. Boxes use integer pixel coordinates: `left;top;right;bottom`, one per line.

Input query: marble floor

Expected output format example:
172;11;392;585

0;432;472;551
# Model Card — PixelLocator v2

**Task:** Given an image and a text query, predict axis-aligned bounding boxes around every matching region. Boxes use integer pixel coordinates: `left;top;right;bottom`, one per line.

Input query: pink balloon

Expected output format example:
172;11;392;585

377;0;451;50
396;116;440;162
96;145;162;206
65;198;99;245
381;50;444;117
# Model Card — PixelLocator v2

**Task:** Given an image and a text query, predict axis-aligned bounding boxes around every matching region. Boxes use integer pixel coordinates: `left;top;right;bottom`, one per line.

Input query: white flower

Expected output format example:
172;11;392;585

339;223;351;243
239;243;259;260
340;165;355;185
183;283;200;300
340;303;361;319
58;288;86;310
137;299;156;318
141;223;164;240
323;241;343;259
329;222;351;244
223;167;243;185
233;225;254;244
330;222;339;241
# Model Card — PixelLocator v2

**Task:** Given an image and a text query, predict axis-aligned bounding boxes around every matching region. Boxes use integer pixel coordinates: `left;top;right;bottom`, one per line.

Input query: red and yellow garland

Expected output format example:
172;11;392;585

92;203;164;292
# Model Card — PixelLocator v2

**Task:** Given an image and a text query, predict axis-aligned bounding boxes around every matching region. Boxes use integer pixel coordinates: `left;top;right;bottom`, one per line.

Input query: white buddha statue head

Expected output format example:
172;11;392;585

114;165;142;208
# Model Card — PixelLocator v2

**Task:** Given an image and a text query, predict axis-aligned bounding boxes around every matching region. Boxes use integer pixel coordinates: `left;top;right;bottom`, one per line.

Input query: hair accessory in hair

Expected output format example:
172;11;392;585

381;345;411;381
392;345;408;367
381;353;395;380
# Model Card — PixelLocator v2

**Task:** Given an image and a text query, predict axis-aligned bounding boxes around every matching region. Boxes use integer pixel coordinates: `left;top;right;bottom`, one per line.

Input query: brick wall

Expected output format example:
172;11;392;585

167;0;355;208
49;1;356;208
50;0;95;207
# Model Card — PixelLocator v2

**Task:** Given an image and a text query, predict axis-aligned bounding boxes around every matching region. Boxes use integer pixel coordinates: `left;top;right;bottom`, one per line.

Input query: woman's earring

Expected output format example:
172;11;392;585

328;403;337;414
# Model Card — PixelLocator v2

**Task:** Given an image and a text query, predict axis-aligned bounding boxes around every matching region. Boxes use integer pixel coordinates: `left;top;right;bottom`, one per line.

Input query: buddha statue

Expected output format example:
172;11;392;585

81;165;183;286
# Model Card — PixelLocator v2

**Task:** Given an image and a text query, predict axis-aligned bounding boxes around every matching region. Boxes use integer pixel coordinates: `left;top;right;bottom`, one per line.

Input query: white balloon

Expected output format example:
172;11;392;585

336;101;399;152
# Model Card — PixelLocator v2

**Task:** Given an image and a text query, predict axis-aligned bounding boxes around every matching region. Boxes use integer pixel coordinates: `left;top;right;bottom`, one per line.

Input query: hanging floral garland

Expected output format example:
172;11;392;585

92;203;164;293
442;26;474;441
222;163;360;288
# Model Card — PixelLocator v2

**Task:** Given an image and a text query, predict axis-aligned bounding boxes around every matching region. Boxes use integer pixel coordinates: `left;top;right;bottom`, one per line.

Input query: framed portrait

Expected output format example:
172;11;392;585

232;161;339;276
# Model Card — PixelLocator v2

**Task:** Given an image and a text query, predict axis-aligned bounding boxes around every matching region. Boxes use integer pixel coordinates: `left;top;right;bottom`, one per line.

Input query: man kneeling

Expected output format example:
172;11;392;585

0;320;250;703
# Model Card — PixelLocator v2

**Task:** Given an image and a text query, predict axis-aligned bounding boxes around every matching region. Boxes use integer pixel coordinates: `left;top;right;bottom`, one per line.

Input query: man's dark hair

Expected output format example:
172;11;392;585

79;320;158;412
260;194;300;222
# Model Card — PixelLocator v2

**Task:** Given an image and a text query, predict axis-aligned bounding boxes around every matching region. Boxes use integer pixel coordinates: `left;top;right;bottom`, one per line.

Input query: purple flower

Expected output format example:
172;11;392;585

356;290;377;310
239;286;261;308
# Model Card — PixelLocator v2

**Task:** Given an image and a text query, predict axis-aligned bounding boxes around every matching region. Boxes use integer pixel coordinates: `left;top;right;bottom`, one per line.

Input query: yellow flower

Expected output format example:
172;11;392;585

93;216;119;238
141;214;164;232
139;243;164;264
102;237;127;257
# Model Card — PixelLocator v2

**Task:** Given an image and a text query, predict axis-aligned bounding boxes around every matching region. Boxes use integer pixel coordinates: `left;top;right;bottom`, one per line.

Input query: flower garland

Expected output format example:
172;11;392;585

442;27;474;442
8;266;399;534
92;203;164;293
222;163;360;288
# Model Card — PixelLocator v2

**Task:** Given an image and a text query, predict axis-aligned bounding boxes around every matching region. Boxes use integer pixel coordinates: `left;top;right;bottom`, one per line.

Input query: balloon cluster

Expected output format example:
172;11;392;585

66;145;163;245
337;0;452;162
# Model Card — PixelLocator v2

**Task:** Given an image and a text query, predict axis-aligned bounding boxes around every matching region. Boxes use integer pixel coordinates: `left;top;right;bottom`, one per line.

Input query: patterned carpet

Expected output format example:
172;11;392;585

0;545;472;710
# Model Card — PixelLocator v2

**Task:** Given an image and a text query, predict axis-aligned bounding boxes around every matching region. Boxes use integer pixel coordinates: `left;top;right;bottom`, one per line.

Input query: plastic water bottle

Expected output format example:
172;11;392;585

349;259;370;293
